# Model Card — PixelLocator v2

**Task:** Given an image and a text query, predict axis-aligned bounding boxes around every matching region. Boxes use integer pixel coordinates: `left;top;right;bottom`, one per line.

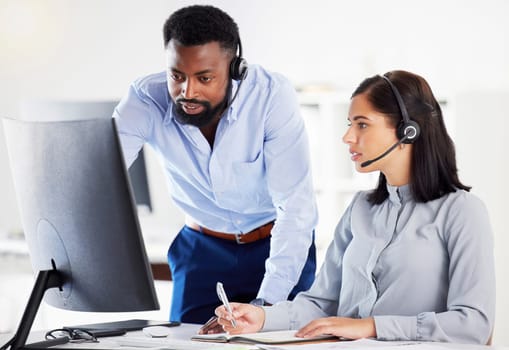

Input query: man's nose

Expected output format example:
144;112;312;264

181;79;197;99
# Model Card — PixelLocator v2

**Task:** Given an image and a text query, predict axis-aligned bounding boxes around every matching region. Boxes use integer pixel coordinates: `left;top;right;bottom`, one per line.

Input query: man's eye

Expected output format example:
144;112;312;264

200;76;212;83
170;74;184;82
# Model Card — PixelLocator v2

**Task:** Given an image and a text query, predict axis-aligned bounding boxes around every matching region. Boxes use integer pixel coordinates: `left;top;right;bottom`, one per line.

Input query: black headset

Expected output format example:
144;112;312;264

229;39;248;81
223;38;248;111
382;75;420;144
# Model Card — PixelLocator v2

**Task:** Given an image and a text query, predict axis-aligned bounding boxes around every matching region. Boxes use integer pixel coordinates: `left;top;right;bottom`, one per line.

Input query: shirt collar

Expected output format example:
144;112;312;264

386;183;412;205
225;79;241;123
163;91;173;126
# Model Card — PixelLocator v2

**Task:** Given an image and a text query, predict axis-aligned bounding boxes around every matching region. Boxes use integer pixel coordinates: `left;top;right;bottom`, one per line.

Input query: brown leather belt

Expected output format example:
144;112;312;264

186;221;274;244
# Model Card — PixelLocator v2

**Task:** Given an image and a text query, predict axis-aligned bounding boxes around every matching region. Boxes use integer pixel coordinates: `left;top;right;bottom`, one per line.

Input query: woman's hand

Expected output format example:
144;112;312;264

215;302;265;334
296;317;376;340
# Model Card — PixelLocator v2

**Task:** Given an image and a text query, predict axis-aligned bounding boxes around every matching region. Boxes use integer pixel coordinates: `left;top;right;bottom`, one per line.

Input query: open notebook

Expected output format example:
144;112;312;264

191;330;338;344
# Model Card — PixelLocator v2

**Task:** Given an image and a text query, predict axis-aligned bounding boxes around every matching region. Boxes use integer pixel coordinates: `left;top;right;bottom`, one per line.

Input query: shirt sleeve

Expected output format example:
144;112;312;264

374;193;495;344
255;77;319;303
262;197;356;330
113;82;154;167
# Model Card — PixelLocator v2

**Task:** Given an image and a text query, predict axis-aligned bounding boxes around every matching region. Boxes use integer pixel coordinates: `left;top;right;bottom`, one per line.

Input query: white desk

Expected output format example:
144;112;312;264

1;324;251;349
1;324;508;350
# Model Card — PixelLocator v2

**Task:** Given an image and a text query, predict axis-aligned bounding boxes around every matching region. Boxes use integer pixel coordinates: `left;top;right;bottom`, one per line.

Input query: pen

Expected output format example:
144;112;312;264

216;282;237;327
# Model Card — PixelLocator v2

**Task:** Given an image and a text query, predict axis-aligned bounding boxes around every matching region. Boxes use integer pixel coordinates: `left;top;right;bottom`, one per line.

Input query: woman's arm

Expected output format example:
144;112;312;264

374;193;495;344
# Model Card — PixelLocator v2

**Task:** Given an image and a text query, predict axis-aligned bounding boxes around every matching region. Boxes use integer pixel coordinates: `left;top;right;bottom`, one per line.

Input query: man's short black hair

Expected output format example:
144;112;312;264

163;5;239;55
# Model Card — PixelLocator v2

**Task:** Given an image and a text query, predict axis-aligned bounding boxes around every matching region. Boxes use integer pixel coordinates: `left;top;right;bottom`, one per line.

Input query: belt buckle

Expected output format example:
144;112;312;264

234;234;245;244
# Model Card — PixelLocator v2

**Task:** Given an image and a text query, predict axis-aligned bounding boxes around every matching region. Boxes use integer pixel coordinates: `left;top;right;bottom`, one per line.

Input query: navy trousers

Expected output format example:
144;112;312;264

167;225;316;324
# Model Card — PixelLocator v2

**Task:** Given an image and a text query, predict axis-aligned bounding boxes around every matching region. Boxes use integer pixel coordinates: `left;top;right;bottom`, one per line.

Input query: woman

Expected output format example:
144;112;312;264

214;70;495;344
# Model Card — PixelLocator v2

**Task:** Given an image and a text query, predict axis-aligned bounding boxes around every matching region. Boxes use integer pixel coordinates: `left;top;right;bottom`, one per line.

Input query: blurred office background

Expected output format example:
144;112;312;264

0;0;507;345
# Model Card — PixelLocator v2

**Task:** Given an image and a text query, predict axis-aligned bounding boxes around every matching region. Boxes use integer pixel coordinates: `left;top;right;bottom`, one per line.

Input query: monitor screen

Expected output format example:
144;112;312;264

2;117;158;312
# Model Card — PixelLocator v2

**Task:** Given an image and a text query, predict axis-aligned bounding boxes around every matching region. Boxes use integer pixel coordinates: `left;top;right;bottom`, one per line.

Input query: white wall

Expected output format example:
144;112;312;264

1;0;507;345
454;92;509;345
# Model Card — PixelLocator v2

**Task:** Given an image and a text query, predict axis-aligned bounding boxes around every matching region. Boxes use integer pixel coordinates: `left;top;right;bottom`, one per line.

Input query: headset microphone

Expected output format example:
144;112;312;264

360;133;410;168
382;75;420;144
360;75;420;168
223;38;248;112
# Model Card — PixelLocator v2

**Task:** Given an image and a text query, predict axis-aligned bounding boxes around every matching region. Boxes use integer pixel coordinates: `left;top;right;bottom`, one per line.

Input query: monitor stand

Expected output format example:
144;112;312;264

6;262;64;350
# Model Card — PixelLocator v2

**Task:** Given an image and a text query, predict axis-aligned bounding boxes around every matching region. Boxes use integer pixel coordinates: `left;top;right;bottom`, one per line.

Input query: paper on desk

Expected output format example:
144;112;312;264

255;338;464;349
113;335;256;349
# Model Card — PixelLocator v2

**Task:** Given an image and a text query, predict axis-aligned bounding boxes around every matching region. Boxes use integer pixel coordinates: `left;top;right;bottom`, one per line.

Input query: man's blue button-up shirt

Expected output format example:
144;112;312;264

114;64;318;303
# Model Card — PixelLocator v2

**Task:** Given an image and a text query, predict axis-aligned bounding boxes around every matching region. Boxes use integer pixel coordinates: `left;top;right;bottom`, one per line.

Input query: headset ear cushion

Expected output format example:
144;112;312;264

230;57;248;80
397;120;421;144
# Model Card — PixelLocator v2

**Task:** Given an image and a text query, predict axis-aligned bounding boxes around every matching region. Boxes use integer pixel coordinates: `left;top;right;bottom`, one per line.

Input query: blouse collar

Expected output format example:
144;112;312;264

387;183;412;205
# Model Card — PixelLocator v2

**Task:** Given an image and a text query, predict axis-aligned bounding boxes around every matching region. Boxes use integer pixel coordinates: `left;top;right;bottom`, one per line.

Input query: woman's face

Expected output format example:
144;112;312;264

343;93;412;185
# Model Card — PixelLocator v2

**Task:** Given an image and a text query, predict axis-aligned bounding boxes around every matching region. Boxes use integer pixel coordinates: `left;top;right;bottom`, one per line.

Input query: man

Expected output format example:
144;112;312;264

114;5;318;328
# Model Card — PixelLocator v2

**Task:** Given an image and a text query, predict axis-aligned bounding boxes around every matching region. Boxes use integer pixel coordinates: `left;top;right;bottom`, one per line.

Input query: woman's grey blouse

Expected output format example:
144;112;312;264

263;184;495;344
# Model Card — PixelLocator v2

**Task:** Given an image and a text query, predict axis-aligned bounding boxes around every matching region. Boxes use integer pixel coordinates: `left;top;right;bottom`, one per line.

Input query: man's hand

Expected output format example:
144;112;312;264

198;316;224;334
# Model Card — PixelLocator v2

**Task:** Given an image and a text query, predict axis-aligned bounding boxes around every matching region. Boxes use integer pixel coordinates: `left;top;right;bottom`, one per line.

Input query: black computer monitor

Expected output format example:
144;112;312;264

18;100;152;212
2;118;159;349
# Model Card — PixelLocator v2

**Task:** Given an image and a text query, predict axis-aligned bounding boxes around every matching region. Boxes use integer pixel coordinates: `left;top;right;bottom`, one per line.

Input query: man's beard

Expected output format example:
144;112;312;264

173;93;229;128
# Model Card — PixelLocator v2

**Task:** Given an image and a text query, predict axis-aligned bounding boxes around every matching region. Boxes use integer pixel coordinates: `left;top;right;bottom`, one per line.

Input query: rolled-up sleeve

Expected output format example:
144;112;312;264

256;78;318;303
